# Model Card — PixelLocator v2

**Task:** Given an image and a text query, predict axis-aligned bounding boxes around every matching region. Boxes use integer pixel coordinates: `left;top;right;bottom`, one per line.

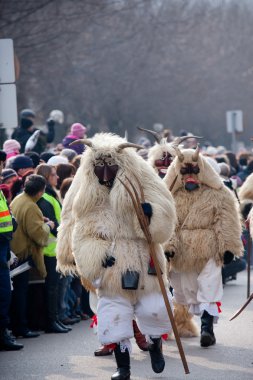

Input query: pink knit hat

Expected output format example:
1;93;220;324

70;123;87;138
3;139;21;159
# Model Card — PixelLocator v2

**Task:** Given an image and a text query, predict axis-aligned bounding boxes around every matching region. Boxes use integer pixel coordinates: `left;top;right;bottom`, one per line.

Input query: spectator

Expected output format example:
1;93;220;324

25;151;40;168
56;164;76;190
0;184;12;205
48;109;65;144
0;150;23;350
12;109;55;154
36;164;70;333
59;178;73;201
57;177;80;326
40;152;55;163
137;136;151;149
225;151;240;175
10;169;34;201
10;175;53;338
62;123;87;154
11;155;34;177
237;159;253;183
60;148;77;163
3;139;21;160
47;155;68;166
218;163;247;284
162;128;174;142
71;155;82;171
1;169;18;186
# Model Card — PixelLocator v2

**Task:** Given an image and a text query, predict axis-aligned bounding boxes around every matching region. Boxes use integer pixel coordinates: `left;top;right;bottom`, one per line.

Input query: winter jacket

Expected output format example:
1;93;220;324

12;125;55;154
10;192;50;277
62;135;85;154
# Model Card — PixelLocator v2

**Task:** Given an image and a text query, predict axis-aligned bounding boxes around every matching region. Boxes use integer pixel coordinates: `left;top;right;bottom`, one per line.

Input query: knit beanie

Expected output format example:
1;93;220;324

70;123;87;138
20;109;36;118
60;148;77;162
3;139;21;155
1;168;18;183
47;155;68;166
12;155;34;171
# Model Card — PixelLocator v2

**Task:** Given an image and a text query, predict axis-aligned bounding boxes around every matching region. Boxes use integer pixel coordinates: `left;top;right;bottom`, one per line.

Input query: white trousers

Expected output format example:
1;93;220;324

169;258;223;321
97;291;173;345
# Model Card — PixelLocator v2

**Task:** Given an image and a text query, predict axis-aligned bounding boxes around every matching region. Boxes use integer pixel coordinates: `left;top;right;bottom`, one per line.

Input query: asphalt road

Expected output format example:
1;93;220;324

1;270;253;380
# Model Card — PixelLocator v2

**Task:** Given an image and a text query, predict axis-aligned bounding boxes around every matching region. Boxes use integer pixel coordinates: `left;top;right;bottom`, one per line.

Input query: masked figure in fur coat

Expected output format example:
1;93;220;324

163;145;243;348
138;127;199;338
56;133;177;380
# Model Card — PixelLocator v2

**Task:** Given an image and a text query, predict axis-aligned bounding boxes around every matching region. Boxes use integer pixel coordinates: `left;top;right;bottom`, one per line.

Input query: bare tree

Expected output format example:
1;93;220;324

1;0;253;146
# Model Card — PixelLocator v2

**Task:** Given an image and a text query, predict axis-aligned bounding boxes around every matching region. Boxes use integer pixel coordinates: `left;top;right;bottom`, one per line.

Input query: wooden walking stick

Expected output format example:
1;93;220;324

230;292;253;321
118;174;190;375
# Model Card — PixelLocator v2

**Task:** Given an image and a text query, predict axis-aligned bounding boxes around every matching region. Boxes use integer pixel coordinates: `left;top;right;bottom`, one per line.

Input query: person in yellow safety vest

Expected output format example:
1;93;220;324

36;163;70;334
0;150;23;351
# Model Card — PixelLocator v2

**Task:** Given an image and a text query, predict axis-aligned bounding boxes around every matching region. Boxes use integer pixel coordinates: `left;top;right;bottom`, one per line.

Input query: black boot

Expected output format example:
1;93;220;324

148;337;165;373
200;310;216;347
0;328;23;351
111;344;131;380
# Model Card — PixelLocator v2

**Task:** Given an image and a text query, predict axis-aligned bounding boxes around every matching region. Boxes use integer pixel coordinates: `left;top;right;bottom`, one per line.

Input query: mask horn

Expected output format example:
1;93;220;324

175;147;184;162
117;143;144;152
69;139;93;148
137;126;162;144
192;144;200;162
172;135;203;147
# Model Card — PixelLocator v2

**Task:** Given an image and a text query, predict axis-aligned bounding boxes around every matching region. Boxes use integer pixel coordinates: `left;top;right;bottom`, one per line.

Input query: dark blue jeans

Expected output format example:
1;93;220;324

222;257;247;284
58;275;72;320
0;240;11;328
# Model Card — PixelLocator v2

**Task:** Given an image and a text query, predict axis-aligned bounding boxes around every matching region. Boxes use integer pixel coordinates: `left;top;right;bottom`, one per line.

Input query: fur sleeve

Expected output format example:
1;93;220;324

133;172;177;244
213;187;243;258
162;226;179;254
72;233;111;283
249;208;253;238
56;173;81;275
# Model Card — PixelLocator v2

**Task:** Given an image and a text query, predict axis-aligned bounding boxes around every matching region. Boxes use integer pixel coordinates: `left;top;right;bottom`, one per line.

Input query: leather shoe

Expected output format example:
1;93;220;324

57;320;72;331
45;321;69;333
94;345;114;356
0;328;24;351
61;317;79;325
15;330;40;338
70;314;81;323
77;312;90;320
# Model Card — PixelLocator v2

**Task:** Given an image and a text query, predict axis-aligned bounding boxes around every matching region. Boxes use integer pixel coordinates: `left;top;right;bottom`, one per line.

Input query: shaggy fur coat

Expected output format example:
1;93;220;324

163;150;243;273
147;140;176;174
56;133;177;304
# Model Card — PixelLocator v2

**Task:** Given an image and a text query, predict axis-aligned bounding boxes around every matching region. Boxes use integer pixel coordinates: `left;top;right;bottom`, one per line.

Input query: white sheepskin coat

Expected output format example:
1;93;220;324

148;140;176;174
163;149;243;273
56;133;177;303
